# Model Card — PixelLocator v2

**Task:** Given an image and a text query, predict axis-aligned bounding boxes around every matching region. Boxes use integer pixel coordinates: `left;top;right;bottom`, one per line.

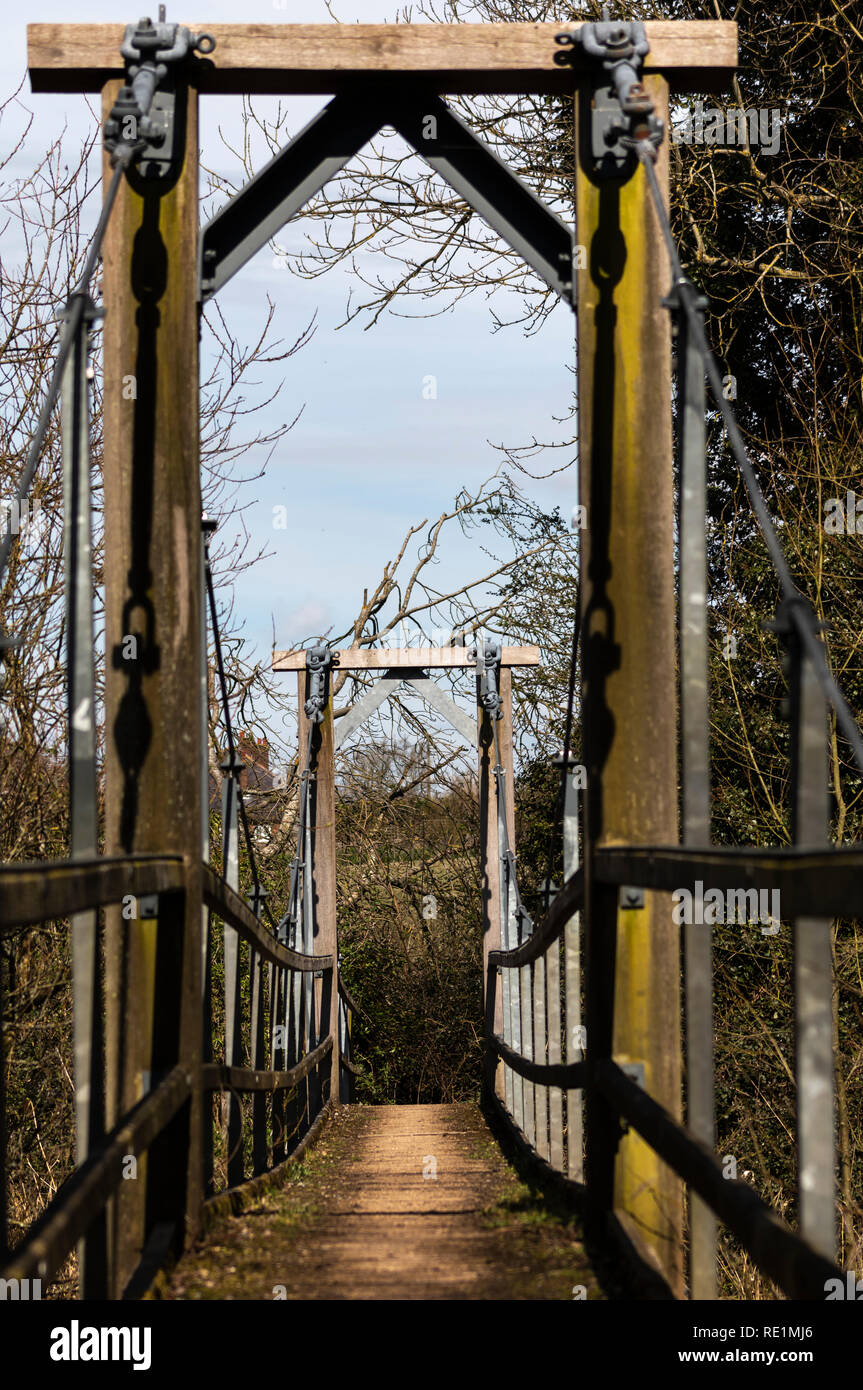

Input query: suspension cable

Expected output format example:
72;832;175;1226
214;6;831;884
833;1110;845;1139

0;160;128;591
633;138;863;779
542;604;581;911
491;717;533;939
204;540;279;930
279;721;316;946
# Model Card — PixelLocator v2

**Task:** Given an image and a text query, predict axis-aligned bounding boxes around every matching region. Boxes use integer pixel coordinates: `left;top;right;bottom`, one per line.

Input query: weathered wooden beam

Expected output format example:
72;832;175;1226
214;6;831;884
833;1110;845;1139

27;22;736;96
202;1035;333;1095
274;645;539;671
575;71;683;1293
100;76;203;1296
0;854;184;929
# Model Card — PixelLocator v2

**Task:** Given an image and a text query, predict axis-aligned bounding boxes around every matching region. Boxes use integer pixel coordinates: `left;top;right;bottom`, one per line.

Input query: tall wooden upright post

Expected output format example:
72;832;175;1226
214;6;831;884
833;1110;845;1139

101;78;203;1297
575;74;683;1293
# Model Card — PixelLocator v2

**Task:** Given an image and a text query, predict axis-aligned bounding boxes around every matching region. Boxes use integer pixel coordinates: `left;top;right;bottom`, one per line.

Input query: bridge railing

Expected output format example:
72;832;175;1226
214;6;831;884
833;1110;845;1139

0;114;343;1295
484;848;859;1300
483;134;863;1302
0;853;337;1294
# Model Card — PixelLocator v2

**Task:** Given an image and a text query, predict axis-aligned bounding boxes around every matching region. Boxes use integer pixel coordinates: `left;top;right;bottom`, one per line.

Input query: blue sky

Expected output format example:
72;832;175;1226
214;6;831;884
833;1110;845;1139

3;2;577;738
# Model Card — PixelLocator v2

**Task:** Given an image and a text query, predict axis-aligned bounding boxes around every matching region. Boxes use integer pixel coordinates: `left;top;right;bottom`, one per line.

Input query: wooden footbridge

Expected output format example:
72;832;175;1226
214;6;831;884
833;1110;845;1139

1;13;861;1303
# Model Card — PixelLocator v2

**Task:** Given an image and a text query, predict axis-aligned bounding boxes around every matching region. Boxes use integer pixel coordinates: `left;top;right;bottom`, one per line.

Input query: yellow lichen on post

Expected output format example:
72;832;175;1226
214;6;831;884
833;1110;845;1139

575;71;683;1294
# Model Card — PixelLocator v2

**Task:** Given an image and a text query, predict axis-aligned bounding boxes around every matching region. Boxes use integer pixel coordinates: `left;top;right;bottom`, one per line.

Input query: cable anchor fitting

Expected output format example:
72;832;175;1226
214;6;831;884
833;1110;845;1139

304;644;333;724
104;13;216;173
554;10;663;178
474;635;503;720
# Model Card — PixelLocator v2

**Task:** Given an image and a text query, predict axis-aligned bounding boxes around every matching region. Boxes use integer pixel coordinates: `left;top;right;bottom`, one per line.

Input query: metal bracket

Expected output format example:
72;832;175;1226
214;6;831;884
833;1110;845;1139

619;885;645;910
247;886;269;918
474;636;503;721
133;86;179;182
763;596;829;723
304;645;334;723
104;14;215;176
554;11;663;178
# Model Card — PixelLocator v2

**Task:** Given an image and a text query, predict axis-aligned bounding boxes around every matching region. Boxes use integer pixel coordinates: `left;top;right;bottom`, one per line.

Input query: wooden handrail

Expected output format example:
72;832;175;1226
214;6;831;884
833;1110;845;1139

488;868;583;968
0;854;184;929
595;1060;844;1300
203;1036;333;1093
0;1066;190;1284
202;863;333;972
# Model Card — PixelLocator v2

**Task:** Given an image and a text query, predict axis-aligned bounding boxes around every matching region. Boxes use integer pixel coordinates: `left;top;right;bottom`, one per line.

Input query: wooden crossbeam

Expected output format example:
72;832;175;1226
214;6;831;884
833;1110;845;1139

28;22;736;96
272;645;539;671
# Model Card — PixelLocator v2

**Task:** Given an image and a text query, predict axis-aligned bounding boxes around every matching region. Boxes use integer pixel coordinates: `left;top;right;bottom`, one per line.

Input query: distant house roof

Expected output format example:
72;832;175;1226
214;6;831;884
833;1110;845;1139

209;733;282;825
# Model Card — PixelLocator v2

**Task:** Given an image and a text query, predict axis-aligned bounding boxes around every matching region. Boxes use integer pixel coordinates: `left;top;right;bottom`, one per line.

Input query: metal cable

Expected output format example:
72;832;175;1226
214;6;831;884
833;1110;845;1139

0;159;129;590
492;719;532;938
635;139;863;778
542;606;581;913
204;544;280;929
279;722;315;945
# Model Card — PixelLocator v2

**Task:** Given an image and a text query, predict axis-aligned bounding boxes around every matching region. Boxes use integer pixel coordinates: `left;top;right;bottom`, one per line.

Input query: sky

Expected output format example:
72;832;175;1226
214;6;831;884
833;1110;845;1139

2;2;577;747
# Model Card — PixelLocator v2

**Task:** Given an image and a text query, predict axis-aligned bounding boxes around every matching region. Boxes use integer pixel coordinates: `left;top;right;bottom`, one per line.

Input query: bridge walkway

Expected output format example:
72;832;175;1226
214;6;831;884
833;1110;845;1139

163;1104;602;1301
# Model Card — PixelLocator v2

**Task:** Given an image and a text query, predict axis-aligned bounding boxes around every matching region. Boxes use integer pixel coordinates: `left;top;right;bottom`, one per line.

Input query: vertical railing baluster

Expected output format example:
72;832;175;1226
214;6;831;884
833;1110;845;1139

62;292;107;1296
249;885;268;1175
546;930;564;1170
288;830;305;1145
676;283;716;1298
289;909;302;1150
502;840;523;1130
302;766;316;1130
786;609;834;1258
533;950;549;1159
558;752;583;1182
201;517;216;1199
496;772;514;1117
221;750;244;1186
269;959;283;1164
272;945;289;1162
518;906;535;1145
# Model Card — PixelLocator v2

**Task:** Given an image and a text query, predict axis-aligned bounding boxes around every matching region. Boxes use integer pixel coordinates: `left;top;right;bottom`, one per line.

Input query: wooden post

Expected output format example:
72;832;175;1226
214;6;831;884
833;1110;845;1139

297;670;340;1106
101;77;203;1297
575;75;683;1293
